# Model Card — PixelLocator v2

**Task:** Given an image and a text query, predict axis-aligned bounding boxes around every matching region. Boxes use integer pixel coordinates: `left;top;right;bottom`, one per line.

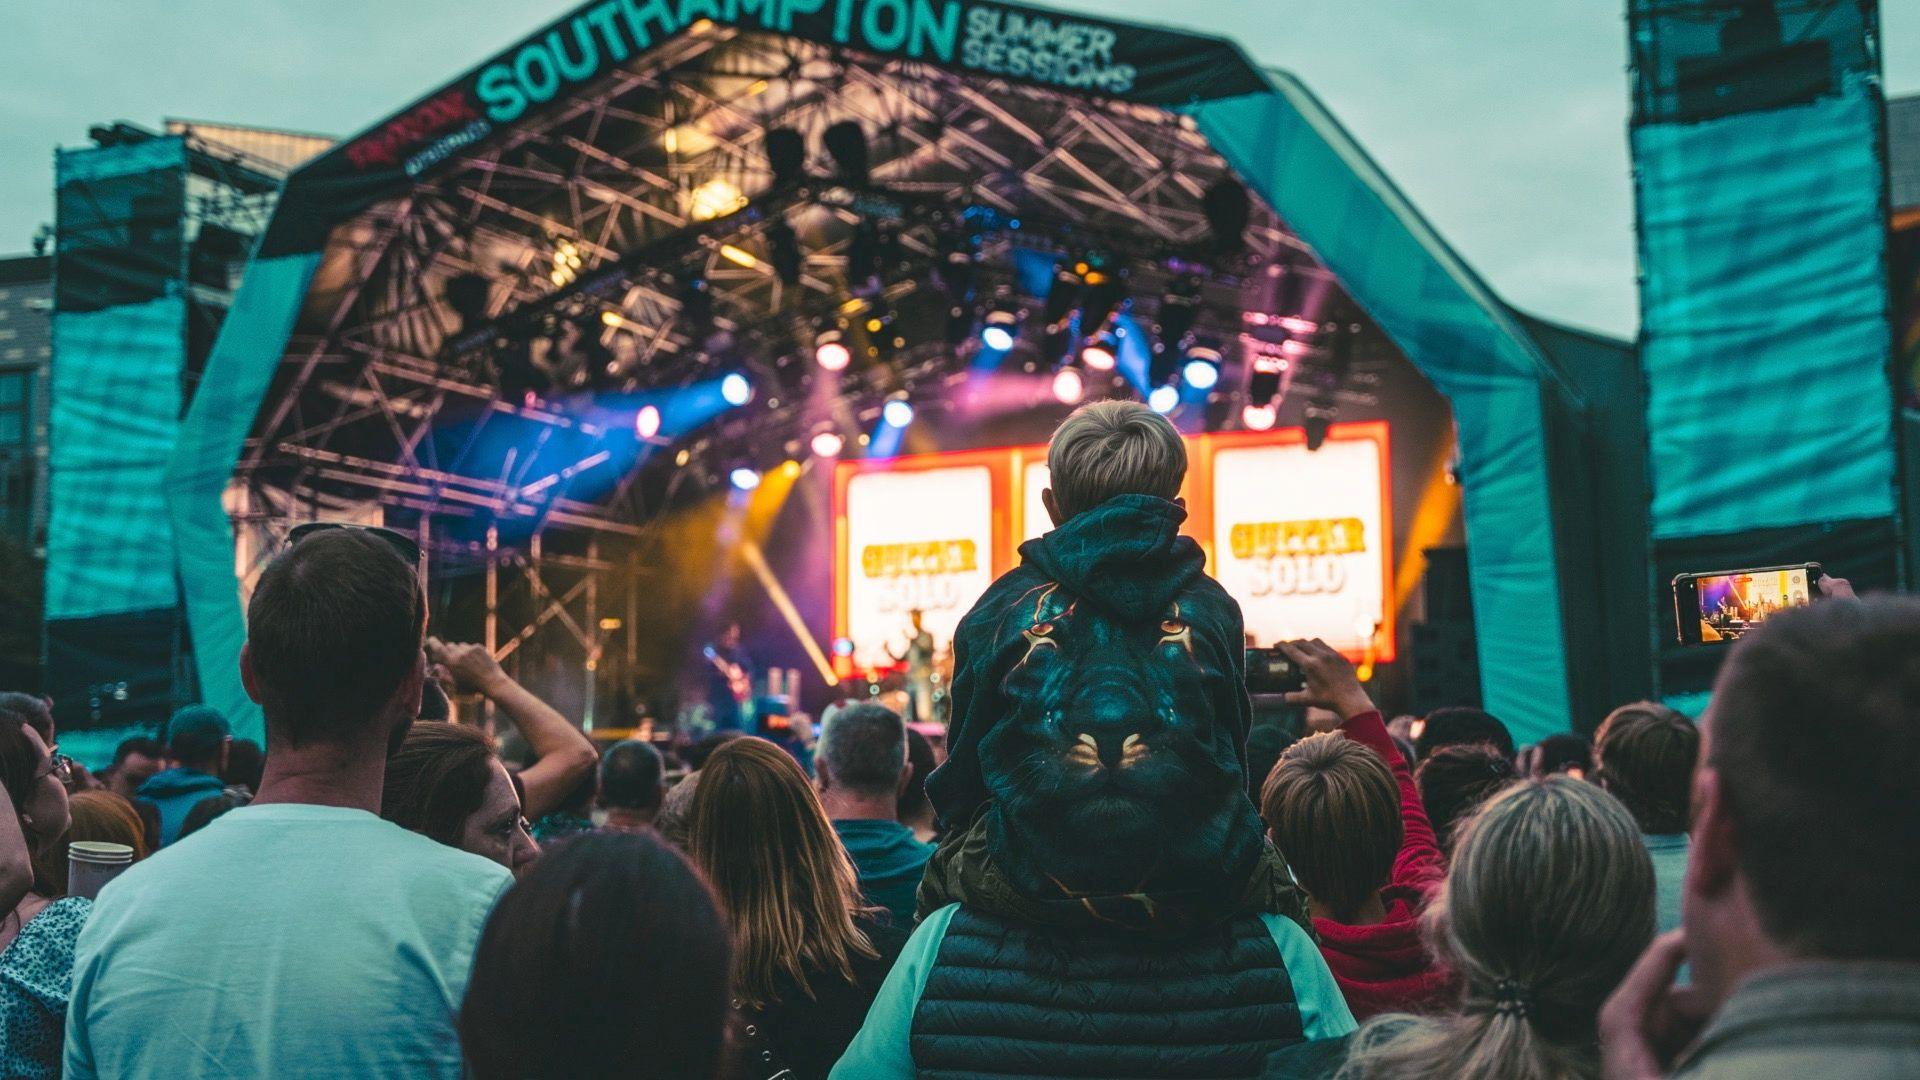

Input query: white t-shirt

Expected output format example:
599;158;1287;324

64;802;512;1079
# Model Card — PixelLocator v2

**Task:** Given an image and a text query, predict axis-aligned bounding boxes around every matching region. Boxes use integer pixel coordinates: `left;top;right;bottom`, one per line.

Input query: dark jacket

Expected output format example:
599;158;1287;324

757;917;908;1080
1671;962;1920;1079
924;495;1267;921
137;768;225;847
834;819;935;928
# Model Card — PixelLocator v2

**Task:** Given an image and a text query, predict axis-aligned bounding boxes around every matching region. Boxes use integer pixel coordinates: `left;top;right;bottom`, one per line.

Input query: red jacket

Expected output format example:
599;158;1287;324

1311;710;1456;1019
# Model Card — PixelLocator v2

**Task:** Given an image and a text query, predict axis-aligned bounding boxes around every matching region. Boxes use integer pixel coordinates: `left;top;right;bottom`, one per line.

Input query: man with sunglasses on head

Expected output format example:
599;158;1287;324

65;527;513;1080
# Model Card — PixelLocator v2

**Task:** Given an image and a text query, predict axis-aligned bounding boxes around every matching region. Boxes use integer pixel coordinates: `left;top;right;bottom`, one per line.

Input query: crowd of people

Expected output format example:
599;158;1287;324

0;400;1914;1078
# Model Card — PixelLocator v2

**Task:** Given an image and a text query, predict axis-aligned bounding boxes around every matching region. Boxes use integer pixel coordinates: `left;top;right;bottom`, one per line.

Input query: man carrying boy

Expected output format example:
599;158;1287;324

835;402;1350;1079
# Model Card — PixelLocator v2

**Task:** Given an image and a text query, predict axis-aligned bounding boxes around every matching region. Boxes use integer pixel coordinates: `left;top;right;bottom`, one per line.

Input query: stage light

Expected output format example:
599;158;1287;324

1081;332;1118;371
767;219;802;286
635;405;662;440
1242;403;1278;431
824;121;871;185
811;430;845;458
1148;384;1180;414
1052;367;1086;405
1158;274;1203;354
1305;407;1335;452
832;637;855;657
719;244;759;269
689;179;748;221
814;329;851;372
1203;178;1252;258
1182;343;1223;391
882;396;915;428
981;307;1017;352
730;467;762;491
675;448;692;466
721;372;753;406
765;127;807;190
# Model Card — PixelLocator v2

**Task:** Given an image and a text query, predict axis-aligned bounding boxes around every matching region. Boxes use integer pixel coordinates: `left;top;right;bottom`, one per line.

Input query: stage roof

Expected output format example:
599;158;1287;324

177;0;1594;741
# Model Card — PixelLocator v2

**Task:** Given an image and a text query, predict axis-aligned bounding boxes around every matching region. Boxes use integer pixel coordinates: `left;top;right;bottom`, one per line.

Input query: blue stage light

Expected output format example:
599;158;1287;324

882;397;915;428
721;372;753;406
1183;356;1221;391
981;324;1015;352
1148;384;1180;414
729;466;762;491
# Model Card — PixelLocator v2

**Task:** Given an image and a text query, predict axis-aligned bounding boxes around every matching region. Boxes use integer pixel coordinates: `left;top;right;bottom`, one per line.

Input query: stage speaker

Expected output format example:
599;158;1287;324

1412;546;1481;712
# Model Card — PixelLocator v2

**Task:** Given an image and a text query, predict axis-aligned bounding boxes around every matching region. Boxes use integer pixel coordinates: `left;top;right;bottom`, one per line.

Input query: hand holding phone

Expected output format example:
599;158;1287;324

1673;563;1822;646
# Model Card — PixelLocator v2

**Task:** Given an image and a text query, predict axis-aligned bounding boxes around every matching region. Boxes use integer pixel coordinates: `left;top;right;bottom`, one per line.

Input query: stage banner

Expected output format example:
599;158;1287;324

275;0;1269;250
1208;424;1393;660
834;452;1008;671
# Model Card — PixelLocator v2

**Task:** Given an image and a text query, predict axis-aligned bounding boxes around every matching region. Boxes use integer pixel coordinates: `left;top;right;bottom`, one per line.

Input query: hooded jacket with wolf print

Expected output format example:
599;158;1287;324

924;493;1269;920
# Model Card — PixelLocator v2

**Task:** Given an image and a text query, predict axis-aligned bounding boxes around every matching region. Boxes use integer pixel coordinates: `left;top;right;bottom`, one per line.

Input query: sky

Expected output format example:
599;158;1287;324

4;1;1918;337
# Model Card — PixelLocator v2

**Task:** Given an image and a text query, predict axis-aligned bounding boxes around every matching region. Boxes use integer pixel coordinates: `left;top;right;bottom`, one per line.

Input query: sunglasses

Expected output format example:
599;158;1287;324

287;522;422;564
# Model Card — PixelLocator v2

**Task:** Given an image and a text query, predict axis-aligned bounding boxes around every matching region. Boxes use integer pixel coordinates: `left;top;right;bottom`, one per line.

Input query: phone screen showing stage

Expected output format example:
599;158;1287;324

1694;568;1812;643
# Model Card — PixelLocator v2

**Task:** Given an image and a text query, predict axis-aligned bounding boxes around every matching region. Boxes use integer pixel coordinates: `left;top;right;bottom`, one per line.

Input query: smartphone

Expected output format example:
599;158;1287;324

1672;563;1821;645
1245;648;1307;695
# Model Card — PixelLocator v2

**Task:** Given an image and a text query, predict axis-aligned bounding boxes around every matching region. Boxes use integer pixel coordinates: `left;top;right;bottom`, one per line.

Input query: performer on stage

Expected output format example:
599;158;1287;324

702;623;754;732
889;608;936;724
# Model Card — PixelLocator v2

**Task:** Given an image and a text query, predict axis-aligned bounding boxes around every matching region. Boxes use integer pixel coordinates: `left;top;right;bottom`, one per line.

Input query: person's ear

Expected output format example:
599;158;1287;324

218;739;232;773
1174;496;1186;510
1686;765;1738;903
239;644;263;704
1042;488;1063;528
814;757;833;792
897;760;914;799
391;649;427;725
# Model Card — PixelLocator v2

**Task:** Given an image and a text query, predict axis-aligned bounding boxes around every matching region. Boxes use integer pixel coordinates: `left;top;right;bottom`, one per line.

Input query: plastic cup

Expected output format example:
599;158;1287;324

68;841;135;900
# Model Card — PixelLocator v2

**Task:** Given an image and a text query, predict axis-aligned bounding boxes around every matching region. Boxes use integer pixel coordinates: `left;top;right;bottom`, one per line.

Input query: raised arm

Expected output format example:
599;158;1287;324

1281;639;1444;893
428;638;597;820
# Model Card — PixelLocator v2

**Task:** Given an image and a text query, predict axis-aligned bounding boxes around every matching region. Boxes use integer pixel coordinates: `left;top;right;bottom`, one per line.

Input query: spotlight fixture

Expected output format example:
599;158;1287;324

1148;384;1180;414
688;179;747;221
1304;406;1335;452
635;405;662;440
729;466;763;491
810;430;845;458
1242;403;1278;431
981;300;1021;352
767;219;803;287
1182;342;1223;392
882;395;915;428
1041;261;1084;363
1051;367;1086;405
721;372;754;407
1203;178;1252;259
764;126;807;190
823;120;871;185
1081;331;1118;372
813;328;852;372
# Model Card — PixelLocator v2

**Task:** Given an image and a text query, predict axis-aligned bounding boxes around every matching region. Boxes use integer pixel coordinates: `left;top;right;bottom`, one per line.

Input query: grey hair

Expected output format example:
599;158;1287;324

1045;401;1186;520
1336;777;1655;1080
816;703;908;797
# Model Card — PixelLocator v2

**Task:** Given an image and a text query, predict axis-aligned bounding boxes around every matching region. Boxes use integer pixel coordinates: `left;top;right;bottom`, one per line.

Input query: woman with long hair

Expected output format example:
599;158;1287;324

0;717;86;1079
461;831;732;1080
687;737;907;1080
1324;776;1655;1080
382;722;539;877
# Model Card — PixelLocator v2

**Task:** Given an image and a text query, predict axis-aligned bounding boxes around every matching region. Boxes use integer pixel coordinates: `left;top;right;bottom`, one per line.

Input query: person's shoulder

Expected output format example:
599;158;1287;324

373;823;514;895
959;566;1047;628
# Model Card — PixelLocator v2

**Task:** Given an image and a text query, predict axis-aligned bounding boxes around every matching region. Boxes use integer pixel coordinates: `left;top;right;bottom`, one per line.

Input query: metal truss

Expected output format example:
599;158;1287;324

236;25;1383;674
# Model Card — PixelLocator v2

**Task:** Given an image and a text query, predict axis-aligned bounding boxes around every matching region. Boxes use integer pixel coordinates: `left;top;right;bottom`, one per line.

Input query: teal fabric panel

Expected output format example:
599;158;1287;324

1637;89;1895;538
47;297;184;619
165;252;321;743
1186;82;1571;742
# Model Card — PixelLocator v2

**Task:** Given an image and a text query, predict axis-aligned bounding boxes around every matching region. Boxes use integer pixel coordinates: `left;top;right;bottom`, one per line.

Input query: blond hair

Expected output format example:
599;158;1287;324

1261;732;1401;920
1338;777;1655;1080
686;738;878;1005
1046;400;1186;520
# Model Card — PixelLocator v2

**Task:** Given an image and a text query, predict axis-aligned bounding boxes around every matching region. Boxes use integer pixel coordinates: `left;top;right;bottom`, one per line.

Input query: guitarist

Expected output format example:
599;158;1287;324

703;623;755;732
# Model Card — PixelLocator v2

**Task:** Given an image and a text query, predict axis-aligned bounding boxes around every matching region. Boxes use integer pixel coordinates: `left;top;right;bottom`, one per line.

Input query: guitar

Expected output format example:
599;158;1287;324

704;646;752;705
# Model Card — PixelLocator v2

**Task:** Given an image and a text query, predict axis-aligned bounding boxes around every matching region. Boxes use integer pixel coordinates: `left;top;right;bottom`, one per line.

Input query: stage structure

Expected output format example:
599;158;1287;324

171;0;1646;744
